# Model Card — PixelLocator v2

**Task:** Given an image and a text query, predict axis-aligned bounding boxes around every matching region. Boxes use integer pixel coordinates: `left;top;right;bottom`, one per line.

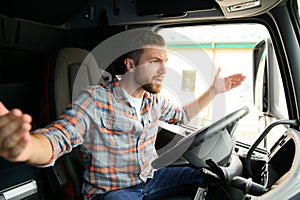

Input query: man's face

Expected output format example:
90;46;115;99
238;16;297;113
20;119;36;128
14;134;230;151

134;47;168;94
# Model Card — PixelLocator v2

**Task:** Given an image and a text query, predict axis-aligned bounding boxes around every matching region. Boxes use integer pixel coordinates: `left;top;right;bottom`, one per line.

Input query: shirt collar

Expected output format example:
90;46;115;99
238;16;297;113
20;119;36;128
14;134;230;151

111;79;152;103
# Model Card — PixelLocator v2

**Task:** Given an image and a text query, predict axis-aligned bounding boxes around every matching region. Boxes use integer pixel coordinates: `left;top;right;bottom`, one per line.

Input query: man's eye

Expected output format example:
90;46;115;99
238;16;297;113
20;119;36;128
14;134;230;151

151;60;158;64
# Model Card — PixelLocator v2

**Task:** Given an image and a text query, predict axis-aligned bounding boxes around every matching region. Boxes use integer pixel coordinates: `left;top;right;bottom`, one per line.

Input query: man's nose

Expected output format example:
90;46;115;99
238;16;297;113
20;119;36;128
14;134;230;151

158;63;167;74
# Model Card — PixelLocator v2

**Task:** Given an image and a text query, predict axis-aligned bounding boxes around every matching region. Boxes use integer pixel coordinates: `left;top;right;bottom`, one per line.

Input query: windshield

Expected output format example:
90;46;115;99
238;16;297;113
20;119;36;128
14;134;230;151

158;23;288;150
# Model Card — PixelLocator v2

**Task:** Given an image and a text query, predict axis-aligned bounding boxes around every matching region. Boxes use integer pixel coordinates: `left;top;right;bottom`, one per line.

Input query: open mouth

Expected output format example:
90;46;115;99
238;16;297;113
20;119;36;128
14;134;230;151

153;77;164;85
153;79;162;85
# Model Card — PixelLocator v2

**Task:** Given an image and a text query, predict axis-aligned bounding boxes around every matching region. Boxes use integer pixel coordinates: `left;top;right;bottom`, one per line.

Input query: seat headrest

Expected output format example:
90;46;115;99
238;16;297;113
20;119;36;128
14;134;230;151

53;47;111;117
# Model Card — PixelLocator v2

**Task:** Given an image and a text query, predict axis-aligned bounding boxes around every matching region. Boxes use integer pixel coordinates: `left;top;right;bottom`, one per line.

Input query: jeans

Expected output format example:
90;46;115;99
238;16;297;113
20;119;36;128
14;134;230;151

93;166;206;200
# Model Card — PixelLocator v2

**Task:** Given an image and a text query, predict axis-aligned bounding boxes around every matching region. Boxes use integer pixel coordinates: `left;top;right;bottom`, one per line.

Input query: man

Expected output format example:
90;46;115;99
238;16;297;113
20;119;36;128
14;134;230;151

0;29;245;200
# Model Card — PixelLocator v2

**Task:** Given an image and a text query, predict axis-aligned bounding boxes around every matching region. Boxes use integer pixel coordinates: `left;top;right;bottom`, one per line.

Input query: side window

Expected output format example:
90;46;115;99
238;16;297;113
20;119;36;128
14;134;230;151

253;38;289;149
298;0;300;17
293;0;300;38
158;24;289;149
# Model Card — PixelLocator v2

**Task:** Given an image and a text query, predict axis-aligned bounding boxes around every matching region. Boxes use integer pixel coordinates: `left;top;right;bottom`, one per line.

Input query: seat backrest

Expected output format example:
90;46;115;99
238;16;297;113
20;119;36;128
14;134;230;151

46;47;111;200
50;47;111;118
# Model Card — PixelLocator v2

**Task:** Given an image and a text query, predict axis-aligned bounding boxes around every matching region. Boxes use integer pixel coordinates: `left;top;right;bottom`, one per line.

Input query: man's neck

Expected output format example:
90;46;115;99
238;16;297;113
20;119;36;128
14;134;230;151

119;75;145;98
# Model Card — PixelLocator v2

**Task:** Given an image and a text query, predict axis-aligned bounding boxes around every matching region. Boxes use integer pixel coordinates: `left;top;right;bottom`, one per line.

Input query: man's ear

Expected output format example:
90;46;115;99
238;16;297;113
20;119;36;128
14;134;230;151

124;58;135;71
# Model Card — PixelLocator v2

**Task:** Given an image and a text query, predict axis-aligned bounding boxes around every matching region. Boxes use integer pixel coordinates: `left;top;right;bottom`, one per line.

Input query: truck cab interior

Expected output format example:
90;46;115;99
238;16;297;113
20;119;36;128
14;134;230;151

0;0;300;199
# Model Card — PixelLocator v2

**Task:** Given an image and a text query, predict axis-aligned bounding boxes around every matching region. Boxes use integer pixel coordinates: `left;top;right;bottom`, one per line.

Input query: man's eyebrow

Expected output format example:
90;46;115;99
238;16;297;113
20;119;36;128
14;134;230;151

150;55;168;62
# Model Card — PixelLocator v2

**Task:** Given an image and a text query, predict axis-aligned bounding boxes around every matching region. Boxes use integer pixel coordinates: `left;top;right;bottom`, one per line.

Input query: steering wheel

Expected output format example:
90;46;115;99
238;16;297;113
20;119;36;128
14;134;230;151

152;106;250;169
189;106;249;148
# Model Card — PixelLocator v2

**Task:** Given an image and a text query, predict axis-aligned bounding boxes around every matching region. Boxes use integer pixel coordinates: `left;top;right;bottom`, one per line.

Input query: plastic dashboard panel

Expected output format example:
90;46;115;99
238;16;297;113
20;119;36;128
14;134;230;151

255;129;300;199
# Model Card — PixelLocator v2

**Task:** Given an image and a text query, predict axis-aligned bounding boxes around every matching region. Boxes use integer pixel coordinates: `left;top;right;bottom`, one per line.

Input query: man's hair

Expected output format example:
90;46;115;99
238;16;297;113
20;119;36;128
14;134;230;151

125;30;166;64
108;29;166;76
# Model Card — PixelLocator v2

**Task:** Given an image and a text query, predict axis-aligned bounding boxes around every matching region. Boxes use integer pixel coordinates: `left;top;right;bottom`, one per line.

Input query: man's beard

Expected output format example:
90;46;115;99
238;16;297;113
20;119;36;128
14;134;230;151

142;83;162;94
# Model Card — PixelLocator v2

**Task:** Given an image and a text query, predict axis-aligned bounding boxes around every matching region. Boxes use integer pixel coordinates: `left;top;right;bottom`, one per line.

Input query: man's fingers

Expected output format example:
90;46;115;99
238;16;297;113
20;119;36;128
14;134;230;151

0;113;32;150
0;101;9;116
0;108;24;128
216;67;221;76
229;75;246;89
0;136;30;161
0;123;31;150
0;105;32;161
229;74;246;81
22;114;32;124
8;136;30;158
0;116;26;138
0;128;30;161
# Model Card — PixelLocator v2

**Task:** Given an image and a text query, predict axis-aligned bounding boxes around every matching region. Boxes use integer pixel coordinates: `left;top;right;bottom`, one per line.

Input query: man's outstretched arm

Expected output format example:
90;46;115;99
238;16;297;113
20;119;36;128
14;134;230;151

184;67;246;119
0;101;52;165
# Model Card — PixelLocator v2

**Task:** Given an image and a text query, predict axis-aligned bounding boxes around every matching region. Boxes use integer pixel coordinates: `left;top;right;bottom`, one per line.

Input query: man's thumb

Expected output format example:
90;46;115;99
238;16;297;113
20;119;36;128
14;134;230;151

0;101;9;116
216;67;221;75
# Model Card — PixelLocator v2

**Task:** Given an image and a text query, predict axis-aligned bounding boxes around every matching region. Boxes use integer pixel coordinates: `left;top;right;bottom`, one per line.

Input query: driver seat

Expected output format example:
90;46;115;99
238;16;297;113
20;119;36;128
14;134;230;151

46;47;111;200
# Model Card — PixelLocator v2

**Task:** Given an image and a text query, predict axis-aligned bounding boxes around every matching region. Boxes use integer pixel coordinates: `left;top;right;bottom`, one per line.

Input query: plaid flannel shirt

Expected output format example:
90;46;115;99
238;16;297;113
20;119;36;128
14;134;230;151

33;79;189;199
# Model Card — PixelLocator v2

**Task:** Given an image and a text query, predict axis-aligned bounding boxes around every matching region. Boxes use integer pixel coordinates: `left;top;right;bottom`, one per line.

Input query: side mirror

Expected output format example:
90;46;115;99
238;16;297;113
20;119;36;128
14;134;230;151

253;38;288;118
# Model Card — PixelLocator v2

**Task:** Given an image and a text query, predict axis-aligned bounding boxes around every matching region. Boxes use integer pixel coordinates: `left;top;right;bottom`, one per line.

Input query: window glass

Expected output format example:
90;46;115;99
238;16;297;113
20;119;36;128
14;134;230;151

158;24;288;148
295;0;300;28
298;0;300;17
